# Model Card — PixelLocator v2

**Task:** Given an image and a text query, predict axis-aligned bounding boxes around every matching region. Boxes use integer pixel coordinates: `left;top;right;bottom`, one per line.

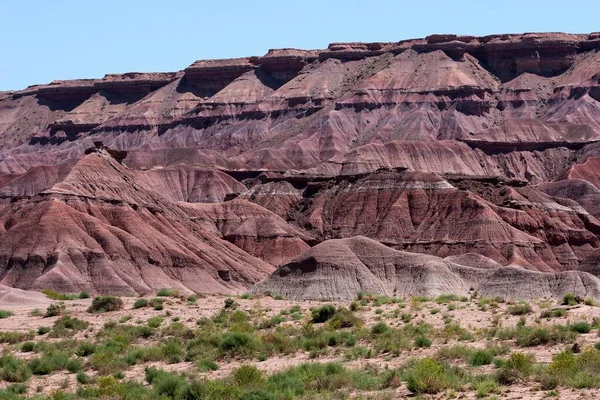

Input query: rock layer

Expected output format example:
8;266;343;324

252;237;600;301
3;33;600;297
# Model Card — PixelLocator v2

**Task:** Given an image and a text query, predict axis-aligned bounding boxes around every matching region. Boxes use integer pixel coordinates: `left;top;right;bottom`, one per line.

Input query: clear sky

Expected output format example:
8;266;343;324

1;0;599;90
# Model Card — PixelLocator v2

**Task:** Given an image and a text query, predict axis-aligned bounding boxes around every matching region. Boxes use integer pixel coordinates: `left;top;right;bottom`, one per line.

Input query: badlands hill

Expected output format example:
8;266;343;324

3;32;600;298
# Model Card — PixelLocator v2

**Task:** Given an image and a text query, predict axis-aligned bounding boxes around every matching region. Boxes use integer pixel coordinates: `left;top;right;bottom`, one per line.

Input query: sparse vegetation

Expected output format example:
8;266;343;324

45;302;66;317
311;304;337;323
1;293;600;397
507;301;532;315
87;296;124;313
156;288;178;297
42;289;90;301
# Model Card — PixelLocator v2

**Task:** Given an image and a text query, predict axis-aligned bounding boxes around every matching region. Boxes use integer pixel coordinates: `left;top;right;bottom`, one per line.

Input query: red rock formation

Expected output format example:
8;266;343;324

1;33;600;296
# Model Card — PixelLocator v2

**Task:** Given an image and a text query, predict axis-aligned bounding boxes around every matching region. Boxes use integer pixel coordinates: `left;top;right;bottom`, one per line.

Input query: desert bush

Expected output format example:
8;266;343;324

161;338;185;364
156;288;178;297
435;294;464;304
37;326;50;336
515;325;575;347
563;293;582;306
436;345;473;361
50;315;90;337
66;358;83;373
219;332;258;356
147;316;164;328
0;310;13;319
42;289;89;301
45;302;66;317
569;321;592;334
90;349;127;375
75;341;97;357
187;295;198;304
0;331;35;344
0;355;31;382
88;296;123;313
414;336;432;348
540;308;566;319
438;322;473;341
474;377;501;398
468;349;494;366
403;358;460;394
29;350;69;375
370;322;389;335
326;307;362;329
507;302;532;315
197;359;219;372
224;298;238;309
76;371;96;385
311;305;336;323
233;365;264;388
133;298;148;309
497;352;534;384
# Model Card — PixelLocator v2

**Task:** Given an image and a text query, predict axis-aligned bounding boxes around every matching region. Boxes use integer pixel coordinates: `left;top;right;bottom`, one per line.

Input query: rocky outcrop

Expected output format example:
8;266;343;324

252;237;600;301
3;32;600;297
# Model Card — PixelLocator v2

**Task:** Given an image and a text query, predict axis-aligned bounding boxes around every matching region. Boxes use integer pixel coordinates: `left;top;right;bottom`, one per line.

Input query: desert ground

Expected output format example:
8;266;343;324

1;289;600;399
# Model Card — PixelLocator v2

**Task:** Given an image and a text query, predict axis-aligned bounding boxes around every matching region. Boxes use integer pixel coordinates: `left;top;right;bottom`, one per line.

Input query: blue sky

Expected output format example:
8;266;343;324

1;0;599;90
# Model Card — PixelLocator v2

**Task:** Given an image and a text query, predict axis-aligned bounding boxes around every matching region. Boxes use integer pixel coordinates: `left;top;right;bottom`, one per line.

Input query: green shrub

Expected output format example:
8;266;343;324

152;298;164;310
0;331;35;344
198;359;219;372
414;336;432;348
468;349;494;366
219;332;257;355
42;289;90;301
514;325;575;347
29;356;55;375
147;369;187;398
88;296;124;313
371;322;389;335
0;310;13;319
147;316;164;328
436;345;473;361
66;358;83;373
507;302;532;315
50;315;90;337
497;352;534;384
76;341;97;357
563;293;582;306
37;326;50;335
474;377;500;398
541;309;566;319
133;298;148;309
45;302;66;317
224;298;238;309
76;371;95;385
156;288;178;297
161;338;185;364
435;294;462;304
404;358;458;394
20;341;35;352
0;355;32;382
311;305;336;323
569;321;592;334
326;307;362;329
233;365;264;388
91;350;127;375
187;295;198;304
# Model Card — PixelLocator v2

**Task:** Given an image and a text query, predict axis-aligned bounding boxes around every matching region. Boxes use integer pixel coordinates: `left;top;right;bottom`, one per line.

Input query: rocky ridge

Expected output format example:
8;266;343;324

2;33;600;298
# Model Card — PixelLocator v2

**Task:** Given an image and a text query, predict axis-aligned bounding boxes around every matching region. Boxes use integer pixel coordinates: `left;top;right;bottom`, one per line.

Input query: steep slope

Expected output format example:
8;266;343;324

0;151;276;294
